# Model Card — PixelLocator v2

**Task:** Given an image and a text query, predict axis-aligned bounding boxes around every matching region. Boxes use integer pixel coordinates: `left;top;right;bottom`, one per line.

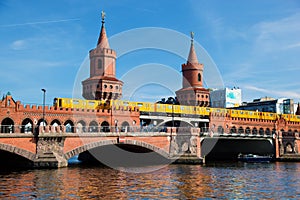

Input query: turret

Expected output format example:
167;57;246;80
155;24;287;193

82;11;123;100
176;32;210;106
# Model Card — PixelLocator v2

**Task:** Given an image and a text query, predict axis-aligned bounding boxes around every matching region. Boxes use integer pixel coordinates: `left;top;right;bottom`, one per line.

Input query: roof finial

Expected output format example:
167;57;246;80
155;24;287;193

101;10;106;24
190;31;194;44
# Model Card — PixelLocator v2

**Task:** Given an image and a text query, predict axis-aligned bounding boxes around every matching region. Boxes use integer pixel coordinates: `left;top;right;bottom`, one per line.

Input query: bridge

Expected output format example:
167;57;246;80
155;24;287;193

0;122;298;168
1;94;300;168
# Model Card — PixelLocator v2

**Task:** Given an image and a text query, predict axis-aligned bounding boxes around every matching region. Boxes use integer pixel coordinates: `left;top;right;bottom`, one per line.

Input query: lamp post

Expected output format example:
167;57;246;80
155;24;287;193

41;89;46;127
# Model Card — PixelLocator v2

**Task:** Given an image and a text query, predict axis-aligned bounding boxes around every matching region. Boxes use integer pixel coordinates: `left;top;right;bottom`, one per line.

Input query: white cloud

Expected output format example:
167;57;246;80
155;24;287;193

245;85;300;99
10;40;26;50
253;13;300;52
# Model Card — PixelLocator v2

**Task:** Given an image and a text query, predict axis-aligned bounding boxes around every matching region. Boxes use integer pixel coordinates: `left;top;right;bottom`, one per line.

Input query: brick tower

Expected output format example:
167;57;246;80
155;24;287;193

82;11;123;100
176;32;210;106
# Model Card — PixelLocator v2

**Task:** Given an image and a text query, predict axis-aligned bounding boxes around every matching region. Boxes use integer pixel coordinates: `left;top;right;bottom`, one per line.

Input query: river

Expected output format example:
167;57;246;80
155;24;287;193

0;162;300;199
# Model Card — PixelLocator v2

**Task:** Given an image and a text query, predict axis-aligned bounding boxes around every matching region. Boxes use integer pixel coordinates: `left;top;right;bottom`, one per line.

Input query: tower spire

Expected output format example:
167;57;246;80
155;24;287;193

97;10;110;48
187;31;199;64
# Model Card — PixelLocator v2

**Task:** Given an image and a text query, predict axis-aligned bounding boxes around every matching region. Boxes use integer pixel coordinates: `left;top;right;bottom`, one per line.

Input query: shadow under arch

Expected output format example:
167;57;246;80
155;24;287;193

157;120;194;128
0;143;36;162
64;139;170;161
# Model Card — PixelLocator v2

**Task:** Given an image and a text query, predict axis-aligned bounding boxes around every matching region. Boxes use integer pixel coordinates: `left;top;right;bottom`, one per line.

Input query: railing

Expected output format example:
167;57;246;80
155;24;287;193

0;125;280;138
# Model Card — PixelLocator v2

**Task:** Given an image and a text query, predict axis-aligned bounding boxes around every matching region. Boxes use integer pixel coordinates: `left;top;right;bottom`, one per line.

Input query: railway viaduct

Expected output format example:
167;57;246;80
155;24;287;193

1;94;300;168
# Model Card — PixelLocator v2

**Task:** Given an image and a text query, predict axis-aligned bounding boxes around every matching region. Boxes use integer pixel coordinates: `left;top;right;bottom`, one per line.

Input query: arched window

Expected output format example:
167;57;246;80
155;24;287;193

198;73;201;82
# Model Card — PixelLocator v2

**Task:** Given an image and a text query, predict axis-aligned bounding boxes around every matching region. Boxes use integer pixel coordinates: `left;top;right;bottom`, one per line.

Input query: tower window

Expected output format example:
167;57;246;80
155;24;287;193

198;73;201;82
98;59;102;69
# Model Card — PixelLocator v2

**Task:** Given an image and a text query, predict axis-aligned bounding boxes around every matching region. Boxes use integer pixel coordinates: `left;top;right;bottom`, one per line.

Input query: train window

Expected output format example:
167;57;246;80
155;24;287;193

240;111;244;114
123;102;129;106
297;116;300;119
88;102;95;106
206;108;210;112
137;103;143;107
73;100;79;105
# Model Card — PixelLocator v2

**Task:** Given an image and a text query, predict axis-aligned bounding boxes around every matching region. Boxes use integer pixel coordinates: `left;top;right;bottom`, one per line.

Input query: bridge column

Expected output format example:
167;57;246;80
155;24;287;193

169;127;203;164
34;135;67;168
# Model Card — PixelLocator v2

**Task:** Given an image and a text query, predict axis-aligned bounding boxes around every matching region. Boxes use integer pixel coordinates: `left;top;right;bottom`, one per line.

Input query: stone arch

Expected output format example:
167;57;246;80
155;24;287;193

101;121;110;132
252;127;258;135
64;139;169;160
64;120;74;133
230;126;237;134
51;119;61;126
0;143;35;161
1;117;14;133
89;121;99;132
21;118;33;133
121;121;130;132
259;128;264;135
265;128;271;136
37;118;47;126
245;127;251;135
76;120;87;133
238;126;244;134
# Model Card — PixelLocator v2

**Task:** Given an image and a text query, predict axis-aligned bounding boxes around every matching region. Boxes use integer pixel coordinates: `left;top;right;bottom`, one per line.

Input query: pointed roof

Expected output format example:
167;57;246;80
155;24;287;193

187;32;199;64
97;11;110;49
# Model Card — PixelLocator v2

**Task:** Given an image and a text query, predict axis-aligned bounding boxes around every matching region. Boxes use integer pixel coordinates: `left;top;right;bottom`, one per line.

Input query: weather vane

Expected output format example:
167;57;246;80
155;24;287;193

101;10;106;23
190;31;194;43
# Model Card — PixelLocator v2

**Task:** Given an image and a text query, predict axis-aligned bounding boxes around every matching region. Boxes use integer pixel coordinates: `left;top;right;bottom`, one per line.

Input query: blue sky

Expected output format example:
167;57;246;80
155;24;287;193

0;0;300;105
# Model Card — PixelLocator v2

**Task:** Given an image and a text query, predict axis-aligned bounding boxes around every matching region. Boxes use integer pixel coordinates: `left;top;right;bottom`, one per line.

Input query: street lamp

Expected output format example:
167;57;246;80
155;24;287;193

41;89;46;127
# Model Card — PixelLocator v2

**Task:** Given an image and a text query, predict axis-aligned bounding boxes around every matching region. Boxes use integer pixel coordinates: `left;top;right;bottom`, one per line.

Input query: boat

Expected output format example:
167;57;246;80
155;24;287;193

237;153;273;163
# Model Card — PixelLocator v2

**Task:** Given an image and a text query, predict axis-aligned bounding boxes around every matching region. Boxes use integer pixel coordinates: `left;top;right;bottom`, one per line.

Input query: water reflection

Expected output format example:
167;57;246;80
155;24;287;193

0;162;300;199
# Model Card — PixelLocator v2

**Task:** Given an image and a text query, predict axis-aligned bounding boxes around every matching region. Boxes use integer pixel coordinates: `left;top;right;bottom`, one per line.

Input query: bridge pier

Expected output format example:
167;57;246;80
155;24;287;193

169;127;203;164
33;135;68;168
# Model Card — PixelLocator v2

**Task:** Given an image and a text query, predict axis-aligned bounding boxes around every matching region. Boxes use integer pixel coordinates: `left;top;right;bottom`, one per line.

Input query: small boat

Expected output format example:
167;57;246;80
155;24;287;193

237;153;272;163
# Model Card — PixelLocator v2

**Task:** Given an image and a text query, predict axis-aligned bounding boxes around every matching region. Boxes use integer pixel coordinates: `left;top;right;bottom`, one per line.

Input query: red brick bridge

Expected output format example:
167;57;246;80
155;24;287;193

1;94;300;168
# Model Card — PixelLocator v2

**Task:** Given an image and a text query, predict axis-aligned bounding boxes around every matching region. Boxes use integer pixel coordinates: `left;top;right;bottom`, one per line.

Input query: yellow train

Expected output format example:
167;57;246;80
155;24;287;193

53;97;300;123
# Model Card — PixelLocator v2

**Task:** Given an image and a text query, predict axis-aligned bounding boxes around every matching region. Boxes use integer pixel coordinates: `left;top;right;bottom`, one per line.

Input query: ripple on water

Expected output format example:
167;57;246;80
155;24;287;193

0;162;300;199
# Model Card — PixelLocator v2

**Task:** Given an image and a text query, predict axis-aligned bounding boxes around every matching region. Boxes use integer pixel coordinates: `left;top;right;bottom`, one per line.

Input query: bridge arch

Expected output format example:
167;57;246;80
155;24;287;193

89;121;99;132
121;121;130;132
245;127;251;135
64;120;74;133
259;128;264;135
21;118;33;133
76;120;86;133
51;119;61;126
265;128;271;136
230;126;237;134
101;121;110;132
37;118;47;126
252;127;258;135
0;143;35;161
217;126;224;134
1;117;14;133
238;127;244;134
64;139;169;161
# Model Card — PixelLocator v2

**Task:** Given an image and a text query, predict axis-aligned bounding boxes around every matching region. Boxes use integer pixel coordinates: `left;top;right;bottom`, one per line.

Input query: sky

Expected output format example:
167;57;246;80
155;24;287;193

0;0;300;106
